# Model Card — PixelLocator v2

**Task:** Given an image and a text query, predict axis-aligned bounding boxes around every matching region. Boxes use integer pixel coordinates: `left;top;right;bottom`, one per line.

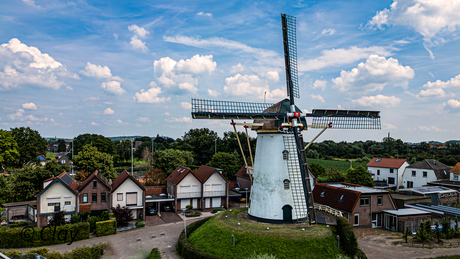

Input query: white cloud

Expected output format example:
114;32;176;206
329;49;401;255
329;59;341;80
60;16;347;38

299;46;392;71
180;102;191;109
444;99;460;108
207;89;220;97
265;71;279;82
128;25;149;52
165;117;192;123
22;102;37;110
312;79;327;90
7;109;25;120
0;38;78;90
321;28;336;36
230;63;245;74
22;0;40;8
100;81;126;95
368;0;460;59
383;123;397;130
25;115;48;121
137;117;150;122
332;55;414;94
175;54;217;74
416;88;448;98
423;74;460;89
196;12;212;17
419;125;447;132
164;112;171;116
178;82;198;94
91;122;99;126
128;25;150;38
103;108;115;115
133;87;170;103
66;86;73;91
84;97;100;101
311;94;325;103
105;101;113;105
113;33;119;40
351;94;401;107
130;36;148;52
116;119;129;125
223;73;285;101
80;63;122;81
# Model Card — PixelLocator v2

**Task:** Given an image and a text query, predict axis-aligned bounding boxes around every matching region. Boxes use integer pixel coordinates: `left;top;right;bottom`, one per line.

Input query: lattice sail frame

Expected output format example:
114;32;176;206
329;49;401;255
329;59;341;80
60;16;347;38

282;14;300;99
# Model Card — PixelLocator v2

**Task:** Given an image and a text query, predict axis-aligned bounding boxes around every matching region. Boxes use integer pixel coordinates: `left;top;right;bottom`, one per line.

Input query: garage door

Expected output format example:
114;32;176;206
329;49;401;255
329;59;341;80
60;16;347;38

181;199;190;209
192;199;197;208
205;198;210;208
212;197;221;208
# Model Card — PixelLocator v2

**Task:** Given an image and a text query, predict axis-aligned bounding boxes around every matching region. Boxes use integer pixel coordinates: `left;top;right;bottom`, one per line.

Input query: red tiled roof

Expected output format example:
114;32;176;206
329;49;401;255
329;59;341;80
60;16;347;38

166;166;200;185
312;183;361;213
79;204;91;213
2;169;8;175
78;170;111;191
111;170;146;193
37;172;79;197
146;187;167;195
195;165;229;183
450;162;460;174
236;165;250;178
367;158;409;168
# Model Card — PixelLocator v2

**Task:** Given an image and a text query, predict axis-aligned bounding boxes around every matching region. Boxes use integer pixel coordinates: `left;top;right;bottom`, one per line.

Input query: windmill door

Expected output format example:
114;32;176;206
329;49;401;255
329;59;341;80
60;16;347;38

282;205;293;223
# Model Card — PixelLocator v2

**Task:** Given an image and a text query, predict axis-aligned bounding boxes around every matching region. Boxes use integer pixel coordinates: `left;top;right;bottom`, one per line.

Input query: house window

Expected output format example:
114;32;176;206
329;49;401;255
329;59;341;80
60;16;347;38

126;192;137;206
377;170;380;175
93;180;97;188
320;190;325;197
423;171;427;178
388;177;395;185
354;214;359;226
441;193;444;197
390;169;394;174
338;195;344;202
101;193;106;202
407;181;413;188
360;197;370;206
117;193;123;201
412;171;416;177
283;179;290;190
65;201;71;205
377;196;383;205
92;193;97;203
455;174;459;181
83;193;88;203
282;150;289;160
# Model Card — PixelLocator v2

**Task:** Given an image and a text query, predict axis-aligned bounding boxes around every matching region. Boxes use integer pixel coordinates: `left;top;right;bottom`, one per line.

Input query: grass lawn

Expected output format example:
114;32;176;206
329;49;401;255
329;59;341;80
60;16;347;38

187;208;344;259
45;153;56;160
307;158;368;173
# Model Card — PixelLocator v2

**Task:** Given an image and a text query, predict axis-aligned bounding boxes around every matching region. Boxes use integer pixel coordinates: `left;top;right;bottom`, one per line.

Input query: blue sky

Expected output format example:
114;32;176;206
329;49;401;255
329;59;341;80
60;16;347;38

1;0;460;143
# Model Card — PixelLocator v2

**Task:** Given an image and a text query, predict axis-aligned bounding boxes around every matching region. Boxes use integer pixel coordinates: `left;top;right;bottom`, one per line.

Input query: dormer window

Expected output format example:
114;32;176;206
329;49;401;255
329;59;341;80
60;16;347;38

376;159;381;162
282;150;289;160
320;191;325;197
338;195;344;202
283;179;290;190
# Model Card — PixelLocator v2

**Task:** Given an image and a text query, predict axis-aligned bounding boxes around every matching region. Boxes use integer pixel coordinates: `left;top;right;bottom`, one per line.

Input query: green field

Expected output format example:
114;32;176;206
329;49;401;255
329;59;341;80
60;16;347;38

187;208;344;259
307;158;368;173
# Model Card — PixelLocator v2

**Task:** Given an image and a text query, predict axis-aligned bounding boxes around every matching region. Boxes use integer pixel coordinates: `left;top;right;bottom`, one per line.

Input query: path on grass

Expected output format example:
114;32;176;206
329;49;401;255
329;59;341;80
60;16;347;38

359;235;460;259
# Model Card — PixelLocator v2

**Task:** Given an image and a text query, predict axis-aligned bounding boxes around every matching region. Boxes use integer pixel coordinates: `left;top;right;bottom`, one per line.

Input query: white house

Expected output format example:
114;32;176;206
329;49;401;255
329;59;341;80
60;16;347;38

195;165;229;210
36;172;79;228
449;162;460;181
367;158;410;190
110;170;146;220
166;166;202;211
402;159;451;188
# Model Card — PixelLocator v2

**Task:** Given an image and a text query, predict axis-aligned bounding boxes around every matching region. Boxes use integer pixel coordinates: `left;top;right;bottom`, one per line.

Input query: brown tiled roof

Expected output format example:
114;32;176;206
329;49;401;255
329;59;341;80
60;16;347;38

407;159;451;180
78;170;111;191
111;170;146;193
236;165;250;178
450;162;460;173
195;165;229;183
146;186;167;195
367;158;409;168
79;204;91;213
312;183;361;213
166;166;200;185
229;181;238;188
37;172;79;197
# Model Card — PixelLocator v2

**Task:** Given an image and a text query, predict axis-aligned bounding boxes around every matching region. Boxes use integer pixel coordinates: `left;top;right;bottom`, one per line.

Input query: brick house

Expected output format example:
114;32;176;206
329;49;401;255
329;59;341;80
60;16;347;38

313;182;397;227
77;170;112;216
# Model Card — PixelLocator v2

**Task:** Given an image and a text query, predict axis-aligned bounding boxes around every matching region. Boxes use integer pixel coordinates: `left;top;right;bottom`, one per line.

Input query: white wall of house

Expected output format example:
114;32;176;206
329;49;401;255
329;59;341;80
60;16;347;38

112;179;144;208
203;173;226;197
402;168;437;188
177;174;201;198
368;161;410;189
450;173;460;181
39;182;76;214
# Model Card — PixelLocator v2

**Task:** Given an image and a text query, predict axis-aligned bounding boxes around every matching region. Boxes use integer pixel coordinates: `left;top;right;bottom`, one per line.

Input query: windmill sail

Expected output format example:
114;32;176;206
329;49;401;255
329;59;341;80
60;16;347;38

309;109;381;129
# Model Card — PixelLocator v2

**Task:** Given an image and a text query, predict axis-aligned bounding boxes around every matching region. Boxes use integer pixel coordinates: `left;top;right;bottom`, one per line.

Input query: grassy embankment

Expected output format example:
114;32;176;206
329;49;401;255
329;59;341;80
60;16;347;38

187;208;344;259
307;158;368;173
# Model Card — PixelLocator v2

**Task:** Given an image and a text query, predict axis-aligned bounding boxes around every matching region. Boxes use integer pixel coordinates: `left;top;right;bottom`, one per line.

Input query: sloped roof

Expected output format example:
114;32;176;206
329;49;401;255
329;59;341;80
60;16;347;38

312;183;361;213
236;165;250;179
229;181;238;188
111;170;146;193
195;165;229;183
367;157;409;168
78;170;111;191
450;162;460;174
166;166;200;185
37;172;79;197
407;159;451;180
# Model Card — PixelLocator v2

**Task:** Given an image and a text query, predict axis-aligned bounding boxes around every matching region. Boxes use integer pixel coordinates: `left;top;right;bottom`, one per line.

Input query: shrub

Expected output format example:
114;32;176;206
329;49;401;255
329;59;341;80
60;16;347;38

25;247;50;256
186;205;193;210
87;216;99;232
136;219;145;228
211;208;223;214
48;210;67;226
100;211;110;221
71;214;80;224
111;204;133;225
96;218;117;237
7;221;29;228
336;217;358;257
147;248;161;259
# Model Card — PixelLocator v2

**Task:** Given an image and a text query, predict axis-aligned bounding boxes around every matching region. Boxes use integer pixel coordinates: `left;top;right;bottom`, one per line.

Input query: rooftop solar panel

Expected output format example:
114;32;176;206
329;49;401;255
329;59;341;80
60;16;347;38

60;173;73;186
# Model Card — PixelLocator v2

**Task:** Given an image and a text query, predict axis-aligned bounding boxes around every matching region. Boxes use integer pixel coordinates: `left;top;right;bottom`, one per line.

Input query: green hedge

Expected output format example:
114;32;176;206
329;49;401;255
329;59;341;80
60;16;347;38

2;243;106;259
95;218;117;237
147;248;161;259
176;217;221;259
336;217;359;257
0;222;90;248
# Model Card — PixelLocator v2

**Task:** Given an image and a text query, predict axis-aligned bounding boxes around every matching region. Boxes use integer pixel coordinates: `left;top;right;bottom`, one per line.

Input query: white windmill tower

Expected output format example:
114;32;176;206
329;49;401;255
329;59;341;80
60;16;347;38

191;14;381;223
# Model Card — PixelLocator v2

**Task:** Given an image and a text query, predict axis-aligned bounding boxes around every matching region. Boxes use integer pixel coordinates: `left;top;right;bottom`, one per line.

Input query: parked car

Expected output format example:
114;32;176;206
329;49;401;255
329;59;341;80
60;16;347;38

164;205;172;211
147;207;157;216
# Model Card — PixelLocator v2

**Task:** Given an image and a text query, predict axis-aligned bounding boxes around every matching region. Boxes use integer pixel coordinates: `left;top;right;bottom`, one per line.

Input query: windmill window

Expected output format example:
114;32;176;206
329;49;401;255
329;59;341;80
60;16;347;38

282;150;289;160
283;179;290;190
320;191;325;197
338;195;343;202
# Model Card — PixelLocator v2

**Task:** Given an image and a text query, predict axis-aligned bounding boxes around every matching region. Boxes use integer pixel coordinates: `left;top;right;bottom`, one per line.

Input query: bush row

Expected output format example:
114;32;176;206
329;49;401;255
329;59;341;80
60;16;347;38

176;217;221;259
0;222;90;248
147;248;161;259
336;217;359;257
95;218;117;237
2;243;106;259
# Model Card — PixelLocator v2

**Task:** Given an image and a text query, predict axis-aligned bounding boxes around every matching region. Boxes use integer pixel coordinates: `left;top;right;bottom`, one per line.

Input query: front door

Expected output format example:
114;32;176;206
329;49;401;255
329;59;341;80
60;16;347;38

372;213;382;227
282;205;292;223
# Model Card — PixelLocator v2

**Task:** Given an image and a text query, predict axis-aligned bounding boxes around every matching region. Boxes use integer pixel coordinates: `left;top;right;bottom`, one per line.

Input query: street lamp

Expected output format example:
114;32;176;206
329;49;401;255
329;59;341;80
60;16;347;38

245;188;248;208
214;139;217;154
182;208;187;240
131;138;134;174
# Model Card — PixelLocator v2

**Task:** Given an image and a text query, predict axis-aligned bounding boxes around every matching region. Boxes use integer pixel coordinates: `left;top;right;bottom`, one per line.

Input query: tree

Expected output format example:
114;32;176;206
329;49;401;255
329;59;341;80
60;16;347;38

153;149;194;175
346;165;374;187
208;152;240;180
49;210;66;226
142;148;153;170
115;140;131;161
72;134;115;156
143;168;166;186
309;162;326;177
182;128;219;166
111;204;133;225
317;167;346;183
0;129;20;169
10;127;47;167
57;139;67;152
73;144;116;180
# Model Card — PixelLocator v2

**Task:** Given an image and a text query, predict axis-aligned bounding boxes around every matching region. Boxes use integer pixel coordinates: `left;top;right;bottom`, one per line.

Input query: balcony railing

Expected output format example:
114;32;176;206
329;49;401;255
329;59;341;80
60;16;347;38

177;192;201;199
204;190;225;197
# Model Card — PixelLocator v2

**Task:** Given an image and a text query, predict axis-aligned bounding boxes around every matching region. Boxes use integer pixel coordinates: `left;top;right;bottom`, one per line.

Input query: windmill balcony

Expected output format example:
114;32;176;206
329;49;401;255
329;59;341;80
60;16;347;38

204;190;226;197
177;192;201;199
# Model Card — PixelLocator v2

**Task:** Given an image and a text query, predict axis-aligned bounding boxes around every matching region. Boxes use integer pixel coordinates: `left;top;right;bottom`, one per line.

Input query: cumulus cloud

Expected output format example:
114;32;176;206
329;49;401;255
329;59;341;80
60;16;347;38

180;102;191;109
207;89;220;97
311;94;325;103
321;28;336;36
91;122;99;126
423;74;460;89
103;108;115;115
368;0;460;59
128;25;149;51
351;94;401;107
0;38;78;90
312;79;327;90
331;55;414;94
100;81;126;95
116;119;129;125
223;73;285;101
265;71;279;82
298;46;392;71
230;63;245;74
137;117;150;122
444;99;460;108
416;88;448;98
165;117;192;123
130;36;148;52
7;109;25;120
128;25;150;38
197;12;212;17
133;86;170;103
22;102;37;110
419;125;447;132
80;63;122;81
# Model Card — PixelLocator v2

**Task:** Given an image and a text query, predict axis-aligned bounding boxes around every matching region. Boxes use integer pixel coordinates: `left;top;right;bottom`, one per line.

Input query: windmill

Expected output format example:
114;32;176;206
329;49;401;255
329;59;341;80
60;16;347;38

191;14;380;224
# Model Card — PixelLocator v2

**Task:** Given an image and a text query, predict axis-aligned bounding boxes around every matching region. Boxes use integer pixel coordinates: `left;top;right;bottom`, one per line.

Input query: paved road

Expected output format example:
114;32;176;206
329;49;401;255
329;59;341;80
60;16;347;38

14;217;206;259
